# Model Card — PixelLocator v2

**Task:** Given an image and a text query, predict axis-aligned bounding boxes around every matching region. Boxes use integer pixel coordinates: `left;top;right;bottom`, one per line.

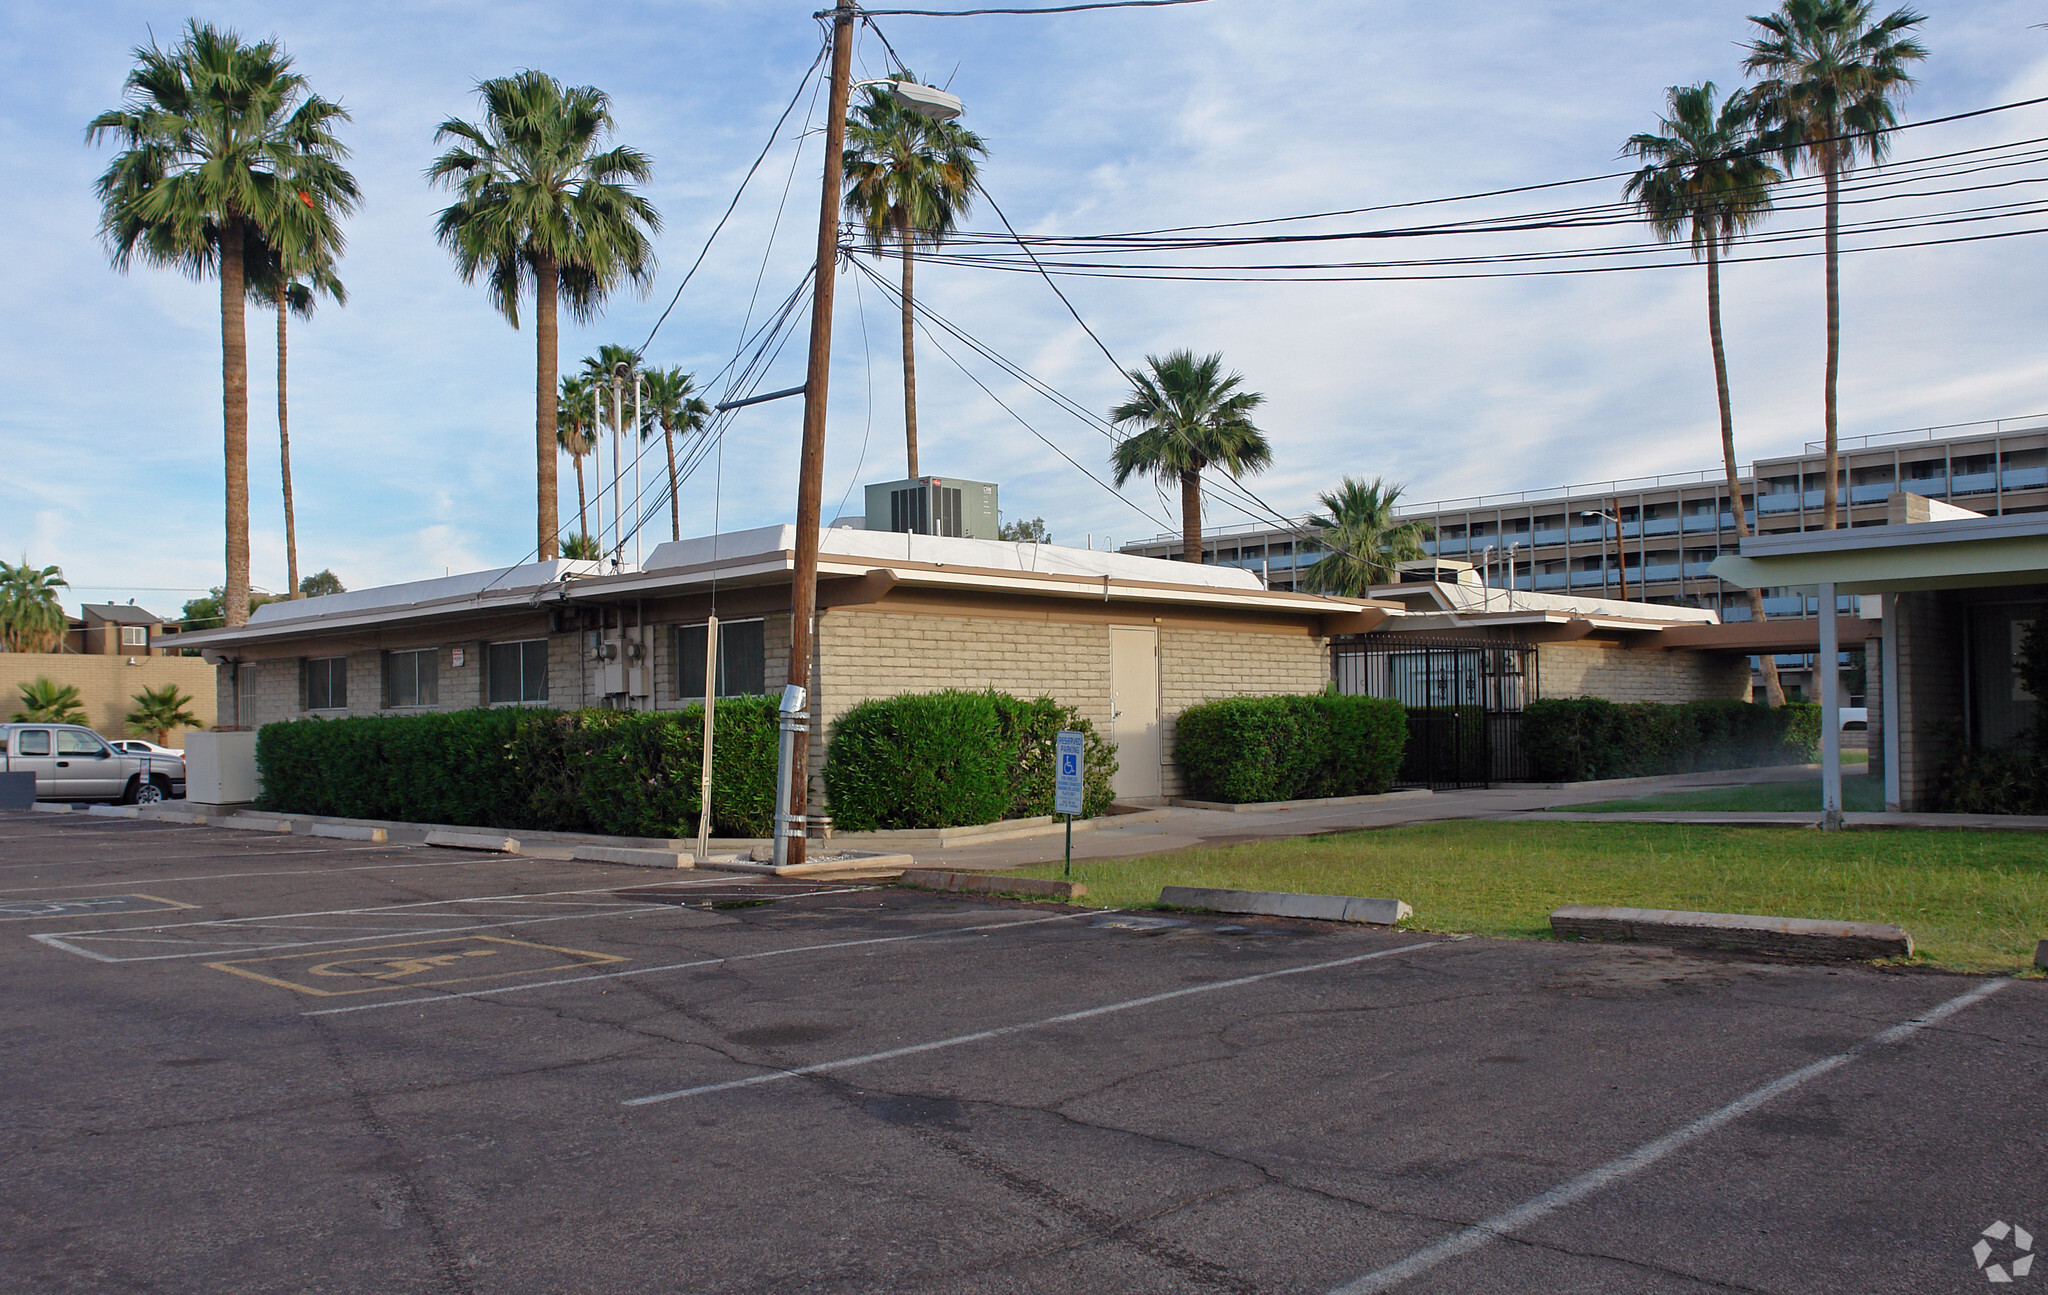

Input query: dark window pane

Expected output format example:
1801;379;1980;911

418;652;438;706
523;640;549;702
678;624;707;700
486;642;523;704
721;620;765;696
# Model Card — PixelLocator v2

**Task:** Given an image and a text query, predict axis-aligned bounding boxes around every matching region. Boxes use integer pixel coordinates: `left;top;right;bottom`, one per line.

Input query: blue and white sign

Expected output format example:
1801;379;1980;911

1053;730;1085;816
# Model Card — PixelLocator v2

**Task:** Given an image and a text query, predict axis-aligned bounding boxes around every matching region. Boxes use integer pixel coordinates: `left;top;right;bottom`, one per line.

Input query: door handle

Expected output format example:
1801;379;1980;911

56;761;70;767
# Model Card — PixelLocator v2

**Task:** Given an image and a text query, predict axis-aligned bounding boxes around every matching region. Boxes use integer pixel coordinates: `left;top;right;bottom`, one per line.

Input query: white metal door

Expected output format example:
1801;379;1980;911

1109;626;1161;802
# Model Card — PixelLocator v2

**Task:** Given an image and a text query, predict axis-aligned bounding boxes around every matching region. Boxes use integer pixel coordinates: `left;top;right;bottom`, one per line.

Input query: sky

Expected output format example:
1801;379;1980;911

5;0;2048;617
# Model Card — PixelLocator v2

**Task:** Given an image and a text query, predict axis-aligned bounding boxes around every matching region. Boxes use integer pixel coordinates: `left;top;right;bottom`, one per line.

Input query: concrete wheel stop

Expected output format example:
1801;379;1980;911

1158;886;1411;926
1551;905;1913;961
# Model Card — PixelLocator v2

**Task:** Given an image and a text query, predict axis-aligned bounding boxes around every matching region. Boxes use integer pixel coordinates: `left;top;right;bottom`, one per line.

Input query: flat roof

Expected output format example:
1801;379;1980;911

177;526;1386;651
1711;512;2048;593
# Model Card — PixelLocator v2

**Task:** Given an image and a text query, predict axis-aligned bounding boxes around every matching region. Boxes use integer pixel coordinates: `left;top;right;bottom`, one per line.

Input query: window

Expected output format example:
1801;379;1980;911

303;657;348;711
677;620;766;699
383;649;439;708
485;639;550;704
56;730;109;757
120;626;148;648
17;730;50;756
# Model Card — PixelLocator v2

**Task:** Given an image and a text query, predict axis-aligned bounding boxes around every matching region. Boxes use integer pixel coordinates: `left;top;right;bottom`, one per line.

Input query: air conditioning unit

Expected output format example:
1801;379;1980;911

864;476;999;540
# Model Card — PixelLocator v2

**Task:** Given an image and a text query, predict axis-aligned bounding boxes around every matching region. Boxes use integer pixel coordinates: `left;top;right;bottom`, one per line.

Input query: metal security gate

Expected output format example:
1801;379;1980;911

1331;634;1538;789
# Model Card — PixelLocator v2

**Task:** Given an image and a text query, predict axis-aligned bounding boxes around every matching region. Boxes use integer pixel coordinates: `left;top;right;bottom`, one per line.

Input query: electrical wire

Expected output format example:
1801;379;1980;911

854;0;1211;15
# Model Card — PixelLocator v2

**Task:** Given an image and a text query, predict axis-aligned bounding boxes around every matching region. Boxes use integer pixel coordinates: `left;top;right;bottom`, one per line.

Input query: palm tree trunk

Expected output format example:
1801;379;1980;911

277;282;302;600
663;418;680;540
1707;243;1786;707
575;455;589;540
220;215;252;628
1822;144;1841;531
901;226;919;479
536;256;562;560
1180;467;1204;565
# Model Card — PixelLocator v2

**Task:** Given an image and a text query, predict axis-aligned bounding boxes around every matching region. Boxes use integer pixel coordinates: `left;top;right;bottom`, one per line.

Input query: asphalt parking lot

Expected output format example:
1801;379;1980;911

2;812;2043;1294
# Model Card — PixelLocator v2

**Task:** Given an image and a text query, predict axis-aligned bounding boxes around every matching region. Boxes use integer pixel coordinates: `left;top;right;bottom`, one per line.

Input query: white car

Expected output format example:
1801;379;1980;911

1838;707;1868;731
111;739;184;759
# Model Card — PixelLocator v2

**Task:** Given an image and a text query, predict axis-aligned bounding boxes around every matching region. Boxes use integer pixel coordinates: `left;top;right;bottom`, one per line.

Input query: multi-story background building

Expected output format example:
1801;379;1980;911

1121;414;2048;700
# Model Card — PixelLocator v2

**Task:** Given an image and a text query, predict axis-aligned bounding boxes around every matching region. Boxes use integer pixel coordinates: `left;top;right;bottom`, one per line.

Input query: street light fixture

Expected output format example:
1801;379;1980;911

853;78;964;122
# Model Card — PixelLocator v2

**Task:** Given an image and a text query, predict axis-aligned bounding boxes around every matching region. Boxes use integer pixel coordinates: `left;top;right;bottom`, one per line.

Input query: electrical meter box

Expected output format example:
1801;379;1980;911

864;476;999;540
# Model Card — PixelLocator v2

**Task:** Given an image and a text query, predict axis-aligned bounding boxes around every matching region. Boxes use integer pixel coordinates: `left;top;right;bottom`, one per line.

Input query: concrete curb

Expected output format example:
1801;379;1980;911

1550;904;1912;961
139;809;212;826
86;805;140;818
222;816;292;833
570;845;693;870
1168;790;1433;814
1158;886;1411;926
310;823;388;843
423;830;520;854
898;869;1085;901
711;852;913;878
31;802;71;814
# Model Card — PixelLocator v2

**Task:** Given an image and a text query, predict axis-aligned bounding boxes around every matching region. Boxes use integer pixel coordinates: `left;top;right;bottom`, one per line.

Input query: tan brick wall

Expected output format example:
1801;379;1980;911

0;654;216;742
1537;642;1750;704
815;609;1327;802
1158;627;1328;797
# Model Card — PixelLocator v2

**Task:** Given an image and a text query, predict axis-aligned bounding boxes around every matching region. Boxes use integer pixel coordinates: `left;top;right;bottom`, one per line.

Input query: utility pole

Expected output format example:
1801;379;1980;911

783;0;858;867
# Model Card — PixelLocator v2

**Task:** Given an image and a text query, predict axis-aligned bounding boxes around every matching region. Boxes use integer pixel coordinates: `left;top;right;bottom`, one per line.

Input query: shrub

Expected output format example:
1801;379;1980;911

256;699;779;837
1174;694;1407;804
1519;698;1821;782
823;689;1116;831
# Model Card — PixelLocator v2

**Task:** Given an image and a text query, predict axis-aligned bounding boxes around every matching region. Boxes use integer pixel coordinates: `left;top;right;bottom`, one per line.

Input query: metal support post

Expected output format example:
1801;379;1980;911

695;614;718;861
1819;581;1842;830
772;683;809;870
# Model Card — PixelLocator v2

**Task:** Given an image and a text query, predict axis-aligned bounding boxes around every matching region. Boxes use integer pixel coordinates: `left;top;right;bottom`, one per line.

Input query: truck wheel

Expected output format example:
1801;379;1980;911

130;777;166;806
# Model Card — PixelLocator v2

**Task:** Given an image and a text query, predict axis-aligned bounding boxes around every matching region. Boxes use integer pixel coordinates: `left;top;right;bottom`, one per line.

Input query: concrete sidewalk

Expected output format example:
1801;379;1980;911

923;765;2040;872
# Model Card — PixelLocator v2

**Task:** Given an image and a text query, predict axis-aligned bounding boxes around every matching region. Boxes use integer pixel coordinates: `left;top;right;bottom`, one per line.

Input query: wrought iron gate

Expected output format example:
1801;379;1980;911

1331;634;1538;789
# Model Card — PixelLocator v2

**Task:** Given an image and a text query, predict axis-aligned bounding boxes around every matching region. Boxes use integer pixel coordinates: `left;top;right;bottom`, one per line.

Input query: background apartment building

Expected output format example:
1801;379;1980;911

1121;415;2048;700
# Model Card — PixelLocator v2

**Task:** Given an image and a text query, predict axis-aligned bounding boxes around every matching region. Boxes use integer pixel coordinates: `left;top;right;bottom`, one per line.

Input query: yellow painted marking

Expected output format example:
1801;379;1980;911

205;935;625;997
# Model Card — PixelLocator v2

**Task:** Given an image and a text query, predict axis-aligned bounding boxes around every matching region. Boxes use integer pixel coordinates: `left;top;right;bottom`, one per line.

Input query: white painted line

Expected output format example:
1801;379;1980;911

622;938;1450;1108
0;856;465;892
1326;977;2014;1294
308;909;1110;1018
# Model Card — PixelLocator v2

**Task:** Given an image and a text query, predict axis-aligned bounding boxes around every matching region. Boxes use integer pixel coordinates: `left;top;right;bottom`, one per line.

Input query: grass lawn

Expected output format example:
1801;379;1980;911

1015;821;2048;973
1554;772;1885;814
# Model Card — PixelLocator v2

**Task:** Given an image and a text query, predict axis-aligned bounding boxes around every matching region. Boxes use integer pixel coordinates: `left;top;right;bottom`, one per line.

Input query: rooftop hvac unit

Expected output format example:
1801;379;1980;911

864;476;999;540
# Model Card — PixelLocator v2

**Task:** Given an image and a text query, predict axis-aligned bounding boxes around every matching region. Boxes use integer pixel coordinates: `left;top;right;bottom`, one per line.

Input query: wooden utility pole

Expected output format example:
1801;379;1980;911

784;0;858;867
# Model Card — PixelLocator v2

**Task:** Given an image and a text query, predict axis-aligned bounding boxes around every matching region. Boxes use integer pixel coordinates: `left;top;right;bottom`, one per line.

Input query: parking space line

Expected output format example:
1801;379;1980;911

0;857;470;892
622;938;1451;1108
1325;977;2013;1294
306;909;1108;1018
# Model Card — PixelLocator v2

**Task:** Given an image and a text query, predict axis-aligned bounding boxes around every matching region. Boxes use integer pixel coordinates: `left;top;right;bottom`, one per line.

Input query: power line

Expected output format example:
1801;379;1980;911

854;0;1212;15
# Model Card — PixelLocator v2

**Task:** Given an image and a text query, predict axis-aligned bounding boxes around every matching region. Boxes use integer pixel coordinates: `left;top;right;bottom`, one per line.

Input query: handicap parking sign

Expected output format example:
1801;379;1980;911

1054;730;1085;816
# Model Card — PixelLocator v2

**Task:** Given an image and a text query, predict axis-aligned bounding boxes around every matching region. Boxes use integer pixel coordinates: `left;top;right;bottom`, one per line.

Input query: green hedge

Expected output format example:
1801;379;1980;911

1518;698;1821;782
1174;694;1408;804
256;700;780;838
823;689;1117;831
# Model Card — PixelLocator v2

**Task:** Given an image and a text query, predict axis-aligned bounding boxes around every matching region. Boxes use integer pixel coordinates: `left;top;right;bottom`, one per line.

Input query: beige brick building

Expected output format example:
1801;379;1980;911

179;526;1388;805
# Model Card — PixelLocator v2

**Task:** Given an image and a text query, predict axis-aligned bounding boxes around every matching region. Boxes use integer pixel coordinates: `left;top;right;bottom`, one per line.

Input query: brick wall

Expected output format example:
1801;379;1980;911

0;655;216;741
1537;642;1750;704
815;608;1326;802
1893;590;1964;811
1158;627;1327;797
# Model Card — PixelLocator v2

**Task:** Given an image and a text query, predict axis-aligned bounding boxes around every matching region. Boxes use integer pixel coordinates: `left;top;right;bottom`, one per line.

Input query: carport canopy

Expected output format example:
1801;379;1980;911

1709;512;2048;822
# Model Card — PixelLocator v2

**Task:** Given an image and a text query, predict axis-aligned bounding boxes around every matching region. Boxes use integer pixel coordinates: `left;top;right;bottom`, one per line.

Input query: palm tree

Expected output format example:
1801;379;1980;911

1625;82;1790;707
247;207;353;603
843;75;988;479
1743;0;1928;530
428;72;660;562
88;21;351;628
127;683;201;745
557;374;597;543
0;558;71;653
13;679;87;725
561;533;602;561
1299;478;1430;596
640;366;711;540
1109;351;1272;565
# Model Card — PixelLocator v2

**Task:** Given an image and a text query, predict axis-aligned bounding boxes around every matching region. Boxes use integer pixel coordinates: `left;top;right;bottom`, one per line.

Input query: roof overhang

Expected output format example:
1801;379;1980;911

1710;515;2048;594
1650;616;1877;653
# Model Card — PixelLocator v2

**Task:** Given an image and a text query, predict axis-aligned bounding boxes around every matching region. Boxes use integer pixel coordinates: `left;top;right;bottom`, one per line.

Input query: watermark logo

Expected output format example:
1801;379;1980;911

1974;1221;2035;1283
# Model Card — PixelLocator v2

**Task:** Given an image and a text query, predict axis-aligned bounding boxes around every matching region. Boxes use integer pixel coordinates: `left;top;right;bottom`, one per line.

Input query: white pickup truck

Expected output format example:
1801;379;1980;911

0;723;185;804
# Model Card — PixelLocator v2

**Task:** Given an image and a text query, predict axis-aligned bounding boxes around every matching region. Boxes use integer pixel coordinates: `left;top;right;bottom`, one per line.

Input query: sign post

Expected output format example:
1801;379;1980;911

1053;730;1084;881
